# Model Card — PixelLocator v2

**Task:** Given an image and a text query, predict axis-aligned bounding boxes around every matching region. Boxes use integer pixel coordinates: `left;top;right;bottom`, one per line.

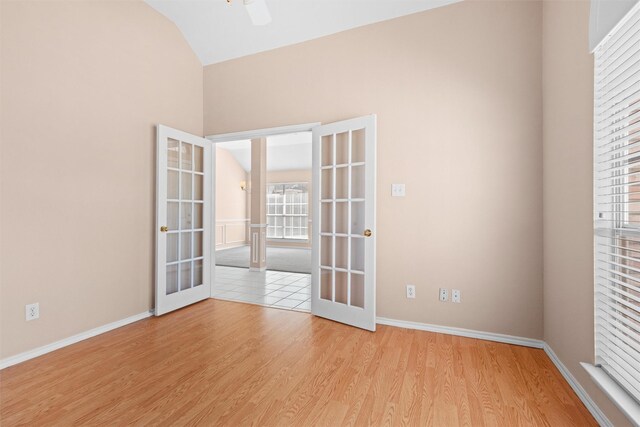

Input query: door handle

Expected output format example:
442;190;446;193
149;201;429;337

160;226;169;232
363;229;372;237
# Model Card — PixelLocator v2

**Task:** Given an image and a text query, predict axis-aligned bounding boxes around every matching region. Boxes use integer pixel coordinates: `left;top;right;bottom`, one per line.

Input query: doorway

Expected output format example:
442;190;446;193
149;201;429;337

156;117;377;331
211;132;313;312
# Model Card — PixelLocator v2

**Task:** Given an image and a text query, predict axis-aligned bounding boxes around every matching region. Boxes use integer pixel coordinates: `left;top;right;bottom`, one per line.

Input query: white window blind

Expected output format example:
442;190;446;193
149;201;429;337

594;1;640;406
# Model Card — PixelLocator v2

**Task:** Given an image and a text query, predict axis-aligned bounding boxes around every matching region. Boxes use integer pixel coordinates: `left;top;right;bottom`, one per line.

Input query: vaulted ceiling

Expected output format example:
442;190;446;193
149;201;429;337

145;0;461;65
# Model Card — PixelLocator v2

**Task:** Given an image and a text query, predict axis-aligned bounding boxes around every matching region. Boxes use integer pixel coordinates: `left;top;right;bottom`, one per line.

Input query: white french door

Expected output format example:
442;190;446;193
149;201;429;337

155;125;212;315
311;115;376;331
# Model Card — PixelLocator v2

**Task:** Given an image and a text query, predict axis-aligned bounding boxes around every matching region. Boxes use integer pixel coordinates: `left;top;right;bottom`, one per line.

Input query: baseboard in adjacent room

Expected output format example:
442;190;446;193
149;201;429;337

0;310;153;370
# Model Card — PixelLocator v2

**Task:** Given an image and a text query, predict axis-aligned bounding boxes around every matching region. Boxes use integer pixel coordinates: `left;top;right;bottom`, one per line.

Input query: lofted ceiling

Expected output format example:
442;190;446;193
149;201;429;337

217;132;312;172
144;0;461;65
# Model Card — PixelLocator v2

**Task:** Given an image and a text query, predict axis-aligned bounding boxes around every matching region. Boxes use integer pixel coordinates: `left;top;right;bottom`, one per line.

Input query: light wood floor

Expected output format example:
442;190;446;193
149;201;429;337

1;299;596;426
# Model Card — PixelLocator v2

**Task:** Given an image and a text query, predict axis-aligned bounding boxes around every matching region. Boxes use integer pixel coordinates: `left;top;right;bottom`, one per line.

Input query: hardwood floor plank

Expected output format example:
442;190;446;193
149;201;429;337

0;299;597;426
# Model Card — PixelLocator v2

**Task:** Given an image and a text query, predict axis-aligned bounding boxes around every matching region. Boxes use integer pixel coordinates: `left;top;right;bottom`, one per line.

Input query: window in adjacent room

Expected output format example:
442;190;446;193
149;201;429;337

266;183;309;240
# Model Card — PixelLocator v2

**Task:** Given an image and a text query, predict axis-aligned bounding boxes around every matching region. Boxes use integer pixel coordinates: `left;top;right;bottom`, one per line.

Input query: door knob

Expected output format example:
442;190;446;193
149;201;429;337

160;226;169;232
363;229;372;237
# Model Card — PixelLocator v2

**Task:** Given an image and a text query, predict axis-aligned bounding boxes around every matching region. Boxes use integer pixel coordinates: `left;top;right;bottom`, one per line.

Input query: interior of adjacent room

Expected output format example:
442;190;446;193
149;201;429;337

212;133;312;312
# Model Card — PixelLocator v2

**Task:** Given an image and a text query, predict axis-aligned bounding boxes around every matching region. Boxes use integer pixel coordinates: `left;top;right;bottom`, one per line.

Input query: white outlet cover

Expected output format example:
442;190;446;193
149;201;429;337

452;289;461;303
391;184;406;197
406;284;416;299
439;288;449;302
25;303;39;321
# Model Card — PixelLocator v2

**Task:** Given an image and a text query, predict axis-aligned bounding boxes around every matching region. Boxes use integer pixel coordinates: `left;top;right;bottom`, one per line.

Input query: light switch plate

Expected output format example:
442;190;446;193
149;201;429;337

391;184;406;197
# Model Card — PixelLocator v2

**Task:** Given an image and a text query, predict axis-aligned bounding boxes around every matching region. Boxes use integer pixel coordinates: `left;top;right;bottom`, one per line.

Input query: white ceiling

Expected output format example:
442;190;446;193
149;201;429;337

217;132;311;172
145;0;461;65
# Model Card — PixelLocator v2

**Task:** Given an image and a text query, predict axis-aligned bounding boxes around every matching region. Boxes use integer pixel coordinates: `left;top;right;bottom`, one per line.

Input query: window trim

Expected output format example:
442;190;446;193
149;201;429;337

582;363;640;424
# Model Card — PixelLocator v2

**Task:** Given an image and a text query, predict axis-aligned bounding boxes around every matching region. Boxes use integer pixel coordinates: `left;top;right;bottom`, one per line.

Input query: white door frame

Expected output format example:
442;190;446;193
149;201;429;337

206;122;321;143
205;122;320;297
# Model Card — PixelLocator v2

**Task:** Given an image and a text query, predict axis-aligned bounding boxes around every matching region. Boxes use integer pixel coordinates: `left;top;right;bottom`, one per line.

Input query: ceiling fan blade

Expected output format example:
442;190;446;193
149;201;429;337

243;0;271;25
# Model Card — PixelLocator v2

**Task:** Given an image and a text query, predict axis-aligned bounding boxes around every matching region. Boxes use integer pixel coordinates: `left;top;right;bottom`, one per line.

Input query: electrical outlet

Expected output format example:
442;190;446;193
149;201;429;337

452;289;461;303
406;284;416;299
439;288;449;302
25;303;39;321
391;184;406;197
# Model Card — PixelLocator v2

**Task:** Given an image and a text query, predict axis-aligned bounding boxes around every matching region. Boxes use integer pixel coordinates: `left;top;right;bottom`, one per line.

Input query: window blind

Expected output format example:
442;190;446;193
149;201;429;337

594;1;640;405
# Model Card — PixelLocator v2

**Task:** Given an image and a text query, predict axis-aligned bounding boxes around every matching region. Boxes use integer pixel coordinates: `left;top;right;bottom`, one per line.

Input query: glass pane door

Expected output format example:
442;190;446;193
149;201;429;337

156;125;211;316
312;116;376;331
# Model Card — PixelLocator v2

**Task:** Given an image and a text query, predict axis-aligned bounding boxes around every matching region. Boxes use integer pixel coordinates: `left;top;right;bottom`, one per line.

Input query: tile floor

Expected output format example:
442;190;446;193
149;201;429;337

212;266;311;312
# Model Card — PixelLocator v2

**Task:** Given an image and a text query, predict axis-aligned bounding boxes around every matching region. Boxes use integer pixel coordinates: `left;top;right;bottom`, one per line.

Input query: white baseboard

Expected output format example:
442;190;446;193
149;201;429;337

0;310;153;370
544;344;612;427
215;243;248;252
376;316;545;348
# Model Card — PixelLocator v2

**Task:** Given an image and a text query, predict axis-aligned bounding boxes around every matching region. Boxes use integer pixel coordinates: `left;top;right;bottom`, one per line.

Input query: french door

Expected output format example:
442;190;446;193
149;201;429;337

155;125;212;315
311;115;377;331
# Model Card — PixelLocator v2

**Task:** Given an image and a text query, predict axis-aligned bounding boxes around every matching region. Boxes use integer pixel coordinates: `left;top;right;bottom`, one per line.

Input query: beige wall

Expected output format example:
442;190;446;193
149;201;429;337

266;169;312;249
542;1;630;425
0;1;203;358
215;147;249;249
204;0;544;339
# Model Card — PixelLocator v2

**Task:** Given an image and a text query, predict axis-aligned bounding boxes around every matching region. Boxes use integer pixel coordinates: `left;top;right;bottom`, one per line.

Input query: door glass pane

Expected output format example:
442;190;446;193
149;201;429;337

194;146;203;172
351;201;365;236
335;132;349;165
352;129;365;163
352;165;365;199
321;202;333;233
167;202;179;230
193;203;203;229
321;135;333;166
181;142;193;170
321;169;333;199
193;231;203;258
193;259;203;287
336;202;348;234
321;236;333;267
335;236;348;270
167;264;178;295
320;269;332;301
168;170;179;199
167;233;178;263
180;261;191;290
336;167;348;199
181;203;192;230
351;273;364;308
181;232;192;260
168;139;180;168
335;271;348;305
194;174;203;201
351;238;364;272
181;172;192;200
